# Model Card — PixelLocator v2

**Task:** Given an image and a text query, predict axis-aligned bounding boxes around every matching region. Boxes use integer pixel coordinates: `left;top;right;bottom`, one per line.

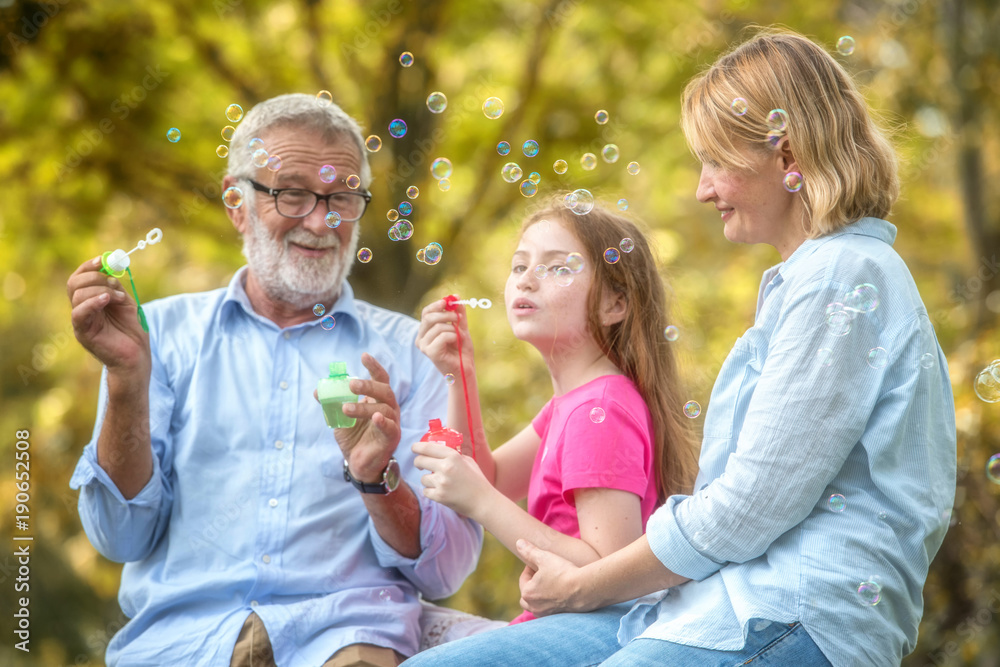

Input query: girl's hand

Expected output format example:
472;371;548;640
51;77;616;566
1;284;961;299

412;439;491;519
416;299;474;377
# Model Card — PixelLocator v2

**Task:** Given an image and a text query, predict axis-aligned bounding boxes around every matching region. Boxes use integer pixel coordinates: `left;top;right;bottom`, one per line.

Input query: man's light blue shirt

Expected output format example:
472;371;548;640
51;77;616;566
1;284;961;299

70;268;483;667
624;218;956;666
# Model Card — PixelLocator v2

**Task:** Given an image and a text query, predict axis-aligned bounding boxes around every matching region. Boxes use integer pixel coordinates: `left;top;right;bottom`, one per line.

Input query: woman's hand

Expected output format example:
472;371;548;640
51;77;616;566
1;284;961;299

516;539;589;616
416;299;474;378
412;439;492;519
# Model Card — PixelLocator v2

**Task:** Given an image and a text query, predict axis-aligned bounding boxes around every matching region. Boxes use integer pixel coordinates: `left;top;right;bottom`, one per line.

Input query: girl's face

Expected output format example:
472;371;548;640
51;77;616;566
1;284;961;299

695;141;805;260
504;218;594;353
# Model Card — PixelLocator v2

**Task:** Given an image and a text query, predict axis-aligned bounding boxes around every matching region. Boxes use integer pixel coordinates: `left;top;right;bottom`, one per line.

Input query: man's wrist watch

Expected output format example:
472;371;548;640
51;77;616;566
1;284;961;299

343;457;401;494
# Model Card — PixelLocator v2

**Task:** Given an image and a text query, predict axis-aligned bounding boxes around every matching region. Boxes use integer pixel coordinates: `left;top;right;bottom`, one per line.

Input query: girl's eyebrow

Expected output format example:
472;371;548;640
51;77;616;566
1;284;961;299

512;249;572;259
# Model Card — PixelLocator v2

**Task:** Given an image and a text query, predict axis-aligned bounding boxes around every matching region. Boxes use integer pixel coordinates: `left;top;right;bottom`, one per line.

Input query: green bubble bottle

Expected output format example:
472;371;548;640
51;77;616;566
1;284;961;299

317;362;357;428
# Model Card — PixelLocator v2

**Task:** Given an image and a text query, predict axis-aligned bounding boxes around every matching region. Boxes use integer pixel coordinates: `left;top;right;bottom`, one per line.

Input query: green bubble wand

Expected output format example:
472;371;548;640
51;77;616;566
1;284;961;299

99;228;163;332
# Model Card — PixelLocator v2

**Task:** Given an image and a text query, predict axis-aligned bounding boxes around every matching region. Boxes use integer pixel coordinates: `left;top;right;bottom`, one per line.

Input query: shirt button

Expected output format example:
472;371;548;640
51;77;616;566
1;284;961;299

274;440;284;449
262;554;271;564
279;381;289;390
269;498;278;507
283;332;290;340
250;600;259;607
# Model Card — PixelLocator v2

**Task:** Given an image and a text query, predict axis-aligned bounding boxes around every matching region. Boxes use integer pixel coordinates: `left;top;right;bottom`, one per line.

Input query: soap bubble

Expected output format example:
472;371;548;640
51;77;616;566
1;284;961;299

974;368;1000;403
395;220;413;240
388;119;407;138
828;494;846;512
519;180;537;197
387;209;399;222
426;91;447;113
767;109;789;133
522;140;539;157
580;153;597;170
845;284;879;313
663;326;679;341
365;135;382;152
566;252;585;273
320;315;336;330
604;248;620;264
553;159;568;174
836;36;856;56
528;172;541;184
398;201;413;216
316;90;333;105
731;97;749;116
601;144;620;163
533;264;548;280
319;165;337;183
817;347;834;367
589;407;606;423
867;347;888;369
620;238;634;253
266;155;282;172
222;125;235;141
406;185;419;199
216;145;229;158
920;352;935;369
416;248;426;263
226;104;244;122
825;309;852;337
766;130;784;149
388;226;401;241
627;161;640;175
252;149;269;167
497;141;511;156
431;157;453;180
313;304;326;317
346;174;361;189
501;162;523;183
483;97;504;119
437;178;451;191
565;188;595;215
249;137;265;151
222;186;244;209
554;266;573;287
325;211;342;229
783;172;803;192
424;242;443;265
399;51;414;67
856;580;882;606
595;109;609;124
617;198;629;211
683;400;702;418
357;248;373;263
445;374;456;386
166;128;181;143
987;454;1000;484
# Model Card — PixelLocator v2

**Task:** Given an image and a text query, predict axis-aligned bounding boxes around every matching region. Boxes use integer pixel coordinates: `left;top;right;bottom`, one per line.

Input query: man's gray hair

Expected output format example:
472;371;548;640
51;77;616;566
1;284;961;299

227;93;372;188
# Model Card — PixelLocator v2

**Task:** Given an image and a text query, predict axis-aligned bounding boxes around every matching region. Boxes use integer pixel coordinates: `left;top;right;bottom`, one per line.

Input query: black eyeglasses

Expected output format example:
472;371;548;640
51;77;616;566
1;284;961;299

248;180;371;221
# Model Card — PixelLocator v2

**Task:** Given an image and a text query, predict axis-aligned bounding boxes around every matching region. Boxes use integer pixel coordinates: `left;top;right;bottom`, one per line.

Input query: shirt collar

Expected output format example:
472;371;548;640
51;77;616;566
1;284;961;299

218;266;362;334
781;217;897;273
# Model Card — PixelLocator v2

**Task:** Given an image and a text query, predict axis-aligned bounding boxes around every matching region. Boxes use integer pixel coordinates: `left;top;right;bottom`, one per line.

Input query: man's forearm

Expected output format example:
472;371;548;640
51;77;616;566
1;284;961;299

96;371;153;500
360;481;422;559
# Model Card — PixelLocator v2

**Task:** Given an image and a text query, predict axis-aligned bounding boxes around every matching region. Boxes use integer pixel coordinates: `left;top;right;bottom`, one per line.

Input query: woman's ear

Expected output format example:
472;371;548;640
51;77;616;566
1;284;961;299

601;289;628;326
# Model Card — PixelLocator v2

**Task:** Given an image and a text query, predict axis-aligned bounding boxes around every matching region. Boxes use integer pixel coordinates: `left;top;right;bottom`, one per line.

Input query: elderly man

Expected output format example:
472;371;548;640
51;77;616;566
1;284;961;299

66;93;482;667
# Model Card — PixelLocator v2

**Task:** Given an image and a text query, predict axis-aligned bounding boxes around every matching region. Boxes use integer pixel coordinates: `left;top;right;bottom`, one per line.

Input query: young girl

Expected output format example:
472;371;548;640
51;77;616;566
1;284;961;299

411;197;697;627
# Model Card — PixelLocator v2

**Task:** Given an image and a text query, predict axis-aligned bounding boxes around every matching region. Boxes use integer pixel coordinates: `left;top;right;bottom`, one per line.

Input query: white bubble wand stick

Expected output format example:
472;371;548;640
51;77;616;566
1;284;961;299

99;228;163;332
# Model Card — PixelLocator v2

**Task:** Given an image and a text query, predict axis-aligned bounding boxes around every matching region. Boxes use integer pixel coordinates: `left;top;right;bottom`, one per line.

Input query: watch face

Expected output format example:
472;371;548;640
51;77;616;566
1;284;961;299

383;459;401;492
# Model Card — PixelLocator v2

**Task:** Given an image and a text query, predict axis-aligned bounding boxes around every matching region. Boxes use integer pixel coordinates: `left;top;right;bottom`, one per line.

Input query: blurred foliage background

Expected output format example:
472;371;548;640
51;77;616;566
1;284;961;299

0;0;998;664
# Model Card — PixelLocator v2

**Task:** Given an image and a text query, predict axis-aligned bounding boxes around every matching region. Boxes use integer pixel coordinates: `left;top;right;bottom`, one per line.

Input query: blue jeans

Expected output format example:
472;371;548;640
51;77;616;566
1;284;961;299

401;606;832;667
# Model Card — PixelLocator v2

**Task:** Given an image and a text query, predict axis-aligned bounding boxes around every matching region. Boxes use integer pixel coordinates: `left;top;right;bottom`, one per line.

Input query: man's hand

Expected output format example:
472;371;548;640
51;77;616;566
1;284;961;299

335;353;401;483
517;538;589;617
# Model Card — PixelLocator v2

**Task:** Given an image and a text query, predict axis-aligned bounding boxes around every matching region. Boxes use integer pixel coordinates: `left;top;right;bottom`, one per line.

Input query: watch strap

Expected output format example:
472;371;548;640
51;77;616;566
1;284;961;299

343;458;393;494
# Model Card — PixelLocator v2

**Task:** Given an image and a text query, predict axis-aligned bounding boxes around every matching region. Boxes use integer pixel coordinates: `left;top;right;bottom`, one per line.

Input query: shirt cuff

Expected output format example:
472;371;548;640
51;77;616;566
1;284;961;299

368;490;442;567
69;443;164;509
646;495;725;582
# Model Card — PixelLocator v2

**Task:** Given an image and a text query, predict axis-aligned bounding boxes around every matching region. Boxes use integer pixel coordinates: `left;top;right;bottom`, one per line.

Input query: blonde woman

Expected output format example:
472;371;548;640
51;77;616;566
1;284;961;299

403;29;956;667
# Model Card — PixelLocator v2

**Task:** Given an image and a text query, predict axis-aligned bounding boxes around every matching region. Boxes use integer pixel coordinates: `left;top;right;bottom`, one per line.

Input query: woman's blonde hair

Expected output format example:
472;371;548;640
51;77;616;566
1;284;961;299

681;28;899;238
522;196;699;501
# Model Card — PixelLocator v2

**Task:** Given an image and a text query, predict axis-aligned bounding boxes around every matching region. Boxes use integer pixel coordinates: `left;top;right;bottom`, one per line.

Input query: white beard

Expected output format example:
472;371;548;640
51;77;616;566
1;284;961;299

241;203;359;310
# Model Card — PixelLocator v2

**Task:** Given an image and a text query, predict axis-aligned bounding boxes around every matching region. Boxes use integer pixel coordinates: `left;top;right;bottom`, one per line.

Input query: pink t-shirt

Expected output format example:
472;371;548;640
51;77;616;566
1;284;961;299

511;374;658;624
